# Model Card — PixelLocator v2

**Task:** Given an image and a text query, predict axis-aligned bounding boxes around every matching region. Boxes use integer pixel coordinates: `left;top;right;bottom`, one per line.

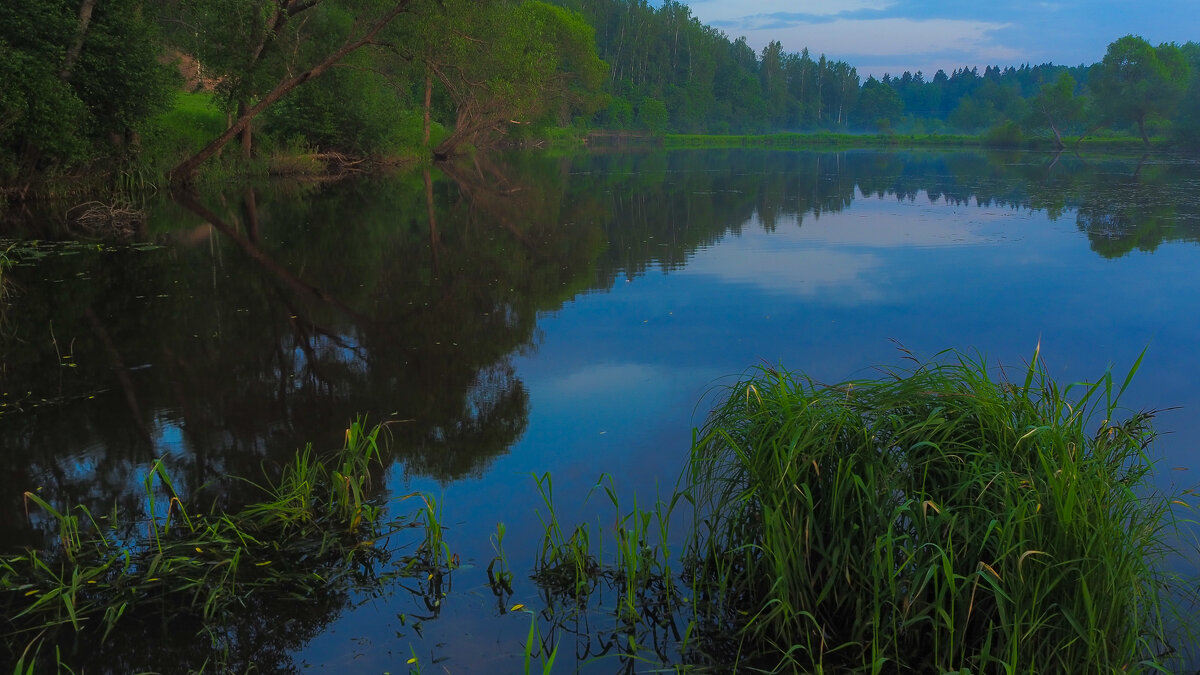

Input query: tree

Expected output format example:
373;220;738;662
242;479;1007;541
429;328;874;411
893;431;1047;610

760;40;787;126
1170;41;1200;145
1026;72;1083;149
0;0;172;178
637;97;669;133
1090;35;1189;145
166;0;413;183
853;76;903;131
407;1;607;158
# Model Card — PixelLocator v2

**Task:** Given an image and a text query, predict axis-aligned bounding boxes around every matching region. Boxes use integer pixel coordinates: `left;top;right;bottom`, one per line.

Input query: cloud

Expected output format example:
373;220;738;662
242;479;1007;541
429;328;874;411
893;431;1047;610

677;191;1017;301
733;16;1016;60
679;227;886;301
686;0;897;21
541;363;668;398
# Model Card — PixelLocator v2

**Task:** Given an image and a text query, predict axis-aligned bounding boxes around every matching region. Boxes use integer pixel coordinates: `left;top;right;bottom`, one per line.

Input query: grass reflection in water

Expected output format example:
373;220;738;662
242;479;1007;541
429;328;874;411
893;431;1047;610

3;420;455;673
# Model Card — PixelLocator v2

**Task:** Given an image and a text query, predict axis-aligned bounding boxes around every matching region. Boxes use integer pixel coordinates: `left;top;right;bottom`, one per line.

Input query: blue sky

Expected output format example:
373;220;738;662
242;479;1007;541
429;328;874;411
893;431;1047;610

677;0;1200;77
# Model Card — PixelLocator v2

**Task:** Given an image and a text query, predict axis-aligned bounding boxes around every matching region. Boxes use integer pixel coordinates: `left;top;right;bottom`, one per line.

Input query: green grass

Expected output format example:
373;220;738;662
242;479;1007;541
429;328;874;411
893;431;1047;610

684;347;1190;672
665;132;979;150
144;91;227;160
664;131;1169;153
522;348;1195;673
1;419;453;672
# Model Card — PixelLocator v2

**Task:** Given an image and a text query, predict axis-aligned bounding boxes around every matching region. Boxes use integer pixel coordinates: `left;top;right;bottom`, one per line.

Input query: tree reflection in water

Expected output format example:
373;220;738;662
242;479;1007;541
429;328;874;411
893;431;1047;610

1;149;1198;668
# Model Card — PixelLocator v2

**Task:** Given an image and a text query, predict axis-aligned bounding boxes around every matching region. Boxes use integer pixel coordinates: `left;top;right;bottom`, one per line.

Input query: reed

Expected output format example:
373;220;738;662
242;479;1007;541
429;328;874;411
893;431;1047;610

528;472;688;671
1;419;445;672
684;347;1190;672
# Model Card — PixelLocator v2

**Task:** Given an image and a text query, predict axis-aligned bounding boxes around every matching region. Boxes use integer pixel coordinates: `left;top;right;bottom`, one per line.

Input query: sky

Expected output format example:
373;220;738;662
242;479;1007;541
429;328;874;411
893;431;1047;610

675;0;1200;78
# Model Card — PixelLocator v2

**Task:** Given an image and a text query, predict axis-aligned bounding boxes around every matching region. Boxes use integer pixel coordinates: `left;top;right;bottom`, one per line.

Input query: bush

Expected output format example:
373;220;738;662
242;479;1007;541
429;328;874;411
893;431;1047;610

984;120;1024;148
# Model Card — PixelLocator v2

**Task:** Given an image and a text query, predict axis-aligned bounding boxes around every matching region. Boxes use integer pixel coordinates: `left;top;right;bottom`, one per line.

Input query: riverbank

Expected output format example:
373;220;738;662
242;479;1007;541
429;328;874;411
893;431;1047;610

666;131;1167;153
1;85;1184;204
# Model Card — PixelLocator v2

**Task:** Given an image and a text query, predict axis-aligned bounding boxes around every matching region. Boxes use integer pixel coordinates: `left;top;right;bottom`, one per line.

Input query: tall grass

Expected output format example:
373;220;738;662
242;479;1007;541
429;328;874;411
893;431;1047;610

1;419;448;672
685;347;1189;672
0;243;12;312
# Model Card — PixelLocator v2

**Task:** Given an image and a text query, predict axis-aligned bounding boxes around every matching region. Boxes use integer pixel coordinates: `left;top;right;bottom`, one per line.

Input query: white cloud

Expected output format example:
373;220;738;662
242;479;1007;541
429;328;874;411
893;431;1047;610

679;227;886;300
677;191;1018;300
733;17;1017;61
542;363;667;397
687;0;897;21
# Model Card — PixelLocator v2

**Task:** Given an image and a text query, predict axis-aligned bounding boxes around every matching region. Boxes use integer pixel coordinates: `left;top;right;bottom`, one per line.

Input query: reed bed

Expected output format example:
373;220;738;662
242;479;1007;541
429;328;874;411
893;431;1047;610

684;348;1189;672
2;420;449;672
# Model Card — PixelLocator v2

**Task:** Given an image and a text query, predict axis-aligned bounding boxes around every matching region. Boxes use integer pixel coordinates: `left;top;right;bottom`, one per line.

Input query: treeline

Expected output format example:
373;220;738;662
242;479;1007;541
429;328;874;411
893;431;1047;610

558;0;1200;146
2;0;1198;187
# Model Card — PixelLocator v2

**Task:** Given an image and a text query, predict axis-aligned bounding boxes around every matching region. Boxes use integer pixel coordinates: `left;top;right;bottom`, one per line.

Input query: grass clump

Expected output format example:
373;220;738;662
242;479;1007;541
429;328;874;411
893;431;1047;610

685;347;1187;672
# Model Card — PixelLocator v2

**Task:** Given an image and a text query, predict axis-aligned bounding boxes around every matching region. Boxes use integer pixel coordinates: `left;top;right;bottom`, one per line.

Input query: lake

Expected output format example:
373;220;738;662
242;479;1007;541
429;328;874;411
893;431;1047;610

3;148;1200;672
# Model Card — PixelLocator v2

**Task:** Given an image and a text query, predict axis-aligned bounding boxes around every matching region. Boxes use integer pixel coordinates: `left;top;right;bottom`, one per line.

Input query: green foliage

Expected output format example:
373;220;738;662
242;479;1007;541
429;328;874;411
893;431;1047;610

1170;42;1200;146
984;120;1023;148
1025;72;1084;147
0;0;173;177
686;350;1186;671
406;0;608;156
263;57;415;155
854;76;904;129
1090;35;1190;144
637;98;669;134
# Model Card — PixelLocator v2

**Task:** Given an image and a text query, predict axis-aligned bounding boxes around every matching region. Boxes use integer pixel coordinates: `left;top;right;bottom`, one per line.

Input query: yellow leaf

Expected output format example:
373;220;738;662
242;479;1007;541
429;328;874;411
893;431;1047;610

24;589;39;596
256;561;272;566
195;547;203;553
1019;550;1047;571
510;603;525;612
978;561;1001;581
407;657;418;664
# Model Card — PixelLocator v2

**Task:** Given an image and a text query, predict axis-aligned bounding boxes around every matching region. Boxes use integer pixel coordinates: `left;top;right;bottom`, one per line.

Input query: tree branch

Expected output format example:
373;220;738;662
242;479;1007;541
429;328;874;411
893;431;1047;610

169;1;411;183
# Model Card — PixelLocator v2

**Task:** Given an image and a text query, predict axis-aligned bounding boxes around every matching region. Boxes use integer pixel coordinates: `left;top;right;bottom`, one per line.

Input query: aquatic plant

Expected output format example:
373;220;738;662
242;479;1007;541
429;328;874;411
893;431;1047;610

528;472;689;671
685;347;1189;672
522;348;1194;673
0;420;448;672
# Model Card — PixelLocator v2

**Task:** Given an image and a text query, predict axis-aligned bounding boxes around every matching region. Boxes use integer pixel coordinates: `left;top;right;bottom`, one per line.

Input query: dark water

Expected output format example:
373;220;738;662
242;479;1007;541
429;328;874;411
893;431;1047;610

3;149;1200;671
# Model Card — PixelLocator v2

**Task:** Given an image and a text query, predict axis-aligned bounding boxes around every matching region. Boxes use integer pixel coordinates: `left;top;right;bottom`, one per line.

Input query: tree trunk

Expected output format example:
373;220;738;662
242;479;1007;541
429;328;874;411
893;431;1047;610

60;0;96;80
423;70;433;147
1044;114;1065;150
1137;117;1150;146
168;1;410;184
424;168;440;277
1075;123;1103;147
238;100;253;158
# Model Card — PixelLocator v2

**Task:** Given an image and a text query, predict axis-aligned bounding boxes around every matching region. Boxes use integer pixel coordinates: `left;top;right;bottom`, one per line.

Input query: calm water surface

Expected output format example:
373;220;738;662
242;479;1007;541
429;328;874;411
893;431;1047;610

3;149;1200;671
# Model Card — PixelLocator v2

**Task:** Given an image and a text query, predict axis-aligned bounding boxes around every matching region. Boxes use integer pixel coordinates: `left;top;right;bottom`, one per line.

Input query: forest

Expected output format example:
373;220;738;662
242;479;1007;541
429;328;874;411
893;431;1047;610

1;0;1198;187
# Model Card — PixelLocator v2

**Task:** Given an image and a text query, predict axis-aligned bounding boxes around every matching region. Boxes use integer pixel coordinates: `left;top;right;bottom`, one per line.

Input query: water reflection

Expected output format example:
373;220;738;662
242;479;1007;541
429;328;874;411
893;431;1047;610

2;148;1199;669
4;150;1199;536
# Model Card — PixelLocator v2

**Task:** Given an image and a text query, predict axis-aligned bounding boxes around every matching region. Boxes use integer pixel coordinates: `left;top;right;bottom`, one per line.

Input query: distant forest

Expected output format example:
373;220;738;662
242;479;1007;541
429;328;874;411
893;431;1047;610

562;0;1198;145
2;0;1198;183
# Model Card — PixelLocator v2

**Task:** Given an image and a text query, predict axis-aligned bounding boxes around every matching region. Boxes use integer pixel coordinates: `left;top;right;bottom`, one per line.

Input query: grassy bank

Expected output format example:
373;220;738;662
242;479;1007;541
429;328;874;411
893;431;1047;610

665;131;1163;153
527;349;1196;672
